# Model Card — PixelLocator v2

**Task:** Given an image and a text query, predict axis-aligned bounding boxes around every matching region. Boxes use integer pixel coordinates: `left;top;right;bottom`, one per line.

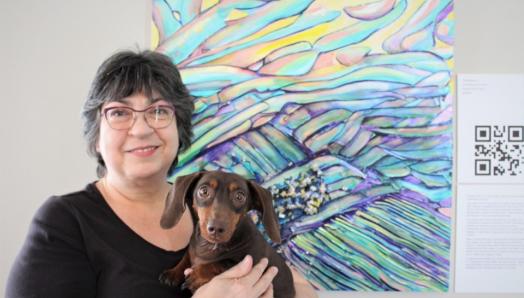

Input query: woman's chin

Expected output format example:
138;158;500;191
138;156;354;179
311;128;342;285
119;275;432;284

123;166;167;181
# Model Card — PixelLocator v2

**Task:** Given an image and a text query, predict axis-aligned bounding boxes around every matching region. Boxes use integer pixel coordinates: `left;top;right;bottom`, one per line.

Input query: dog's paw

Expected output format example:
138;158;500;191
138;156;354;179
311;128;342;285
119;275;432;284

181;272;208;292
159;270;184;287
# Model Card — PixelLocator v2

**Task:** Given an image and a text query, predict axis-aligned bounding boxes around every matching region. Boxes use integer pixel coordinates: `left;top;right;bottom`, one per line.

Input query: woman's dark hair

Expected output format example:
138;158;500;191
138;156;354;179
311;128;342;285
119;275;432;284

82;49;194;177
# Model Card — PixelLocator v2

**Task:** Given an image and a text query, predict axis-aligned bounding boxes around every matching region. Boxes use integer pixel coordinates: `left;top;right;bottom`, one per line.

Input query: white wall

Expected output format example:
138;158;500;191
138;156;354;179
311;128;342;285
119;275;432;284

454;0;524;73
1;0;150;293
1;1;523;297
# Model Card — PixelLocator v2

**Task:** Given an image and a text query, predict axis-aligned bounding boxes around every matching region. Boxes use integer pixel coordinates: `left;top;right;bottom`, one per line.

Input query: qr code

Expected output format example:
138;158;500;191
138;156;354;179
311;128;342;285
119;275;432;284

474;125;524;176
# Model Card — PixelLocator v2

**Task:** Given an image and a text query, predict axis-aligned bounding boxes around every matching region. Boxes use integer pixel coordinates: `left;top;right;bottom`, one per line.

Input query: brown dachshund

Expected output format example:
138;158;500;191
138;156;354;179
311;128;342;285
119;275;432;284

159;171;295;298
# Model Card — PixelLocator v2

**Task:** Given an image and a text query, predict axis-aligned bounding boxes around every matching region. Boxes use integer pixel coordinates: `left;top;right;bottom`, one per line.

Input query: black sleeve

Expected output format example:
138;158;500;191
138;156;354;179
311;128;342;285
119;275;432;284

6;196;97;298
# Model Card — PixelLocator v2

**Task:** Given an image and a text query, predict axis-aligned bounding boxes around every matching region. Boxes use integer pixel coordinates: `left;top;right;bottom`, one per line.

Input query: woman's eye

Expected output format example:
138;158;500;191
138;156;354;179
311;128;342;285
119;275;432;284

156;107;170;115
109;108;131;118
149;106;172;116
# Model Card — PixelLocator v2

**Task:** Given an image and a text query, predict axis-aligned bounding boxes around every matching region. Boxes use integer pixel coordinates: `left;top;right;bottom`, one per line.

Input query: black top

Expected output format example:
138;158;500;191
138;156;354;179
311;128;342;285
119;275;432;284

6;183;192;298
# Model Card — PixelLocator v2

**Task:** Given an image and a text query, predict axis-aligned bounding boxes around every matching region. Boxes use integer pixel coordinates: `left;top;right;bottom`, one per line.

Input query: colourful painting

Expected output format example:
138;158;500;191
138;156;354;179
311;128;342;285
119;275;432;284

152;0;454;291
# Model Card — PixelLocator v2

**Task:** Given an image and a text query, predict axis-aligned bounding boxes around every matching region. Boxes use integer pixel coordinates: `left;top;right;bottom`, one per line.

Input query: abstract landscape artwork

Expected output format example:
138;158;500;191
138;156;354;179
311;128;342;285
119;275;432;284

152;0;454;291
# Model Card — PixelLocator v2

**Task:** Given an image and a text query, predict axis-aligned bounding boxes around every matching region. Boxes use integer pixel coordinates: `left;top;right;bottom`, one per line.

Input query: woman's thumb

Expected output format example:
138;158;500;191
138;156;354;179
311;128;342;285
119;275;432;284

217;255;252;279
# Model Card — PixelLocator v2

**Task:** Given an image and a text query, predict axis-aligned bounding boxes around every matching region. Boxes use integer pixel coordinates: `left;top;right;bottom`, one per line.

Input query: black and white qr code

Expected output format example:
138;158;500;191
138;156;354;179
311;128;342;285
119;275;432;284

474;125;524;176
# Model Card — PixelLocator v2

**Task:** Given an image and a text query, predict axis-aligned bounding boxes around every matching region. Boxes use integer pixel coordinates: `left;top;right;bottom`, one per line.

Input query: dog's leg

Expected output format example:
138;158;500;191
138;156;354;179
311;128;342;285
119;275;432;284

159;251;191;287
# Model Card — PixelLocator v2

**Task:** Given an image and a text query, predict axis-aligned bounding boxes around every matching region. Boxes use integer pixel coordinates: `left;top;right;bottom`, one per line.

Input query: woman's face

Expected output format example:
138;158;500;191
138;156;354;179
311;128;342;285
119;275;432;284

97;92;179;182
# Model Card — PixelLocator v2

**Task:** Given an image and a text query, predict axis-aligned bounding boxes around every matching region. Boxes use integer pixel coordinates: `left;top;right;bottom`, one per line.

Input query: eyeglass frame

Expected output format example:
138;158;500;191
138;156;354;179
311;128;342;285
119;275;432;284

101;104;176;130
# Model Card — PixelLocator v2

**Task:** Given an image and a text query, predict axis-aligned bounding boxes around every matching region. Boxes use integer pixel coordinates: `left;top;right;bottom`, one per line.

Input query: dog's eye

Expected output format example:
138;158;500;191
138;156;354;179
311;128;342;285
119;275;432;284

198;185;210;198
234;191;246;202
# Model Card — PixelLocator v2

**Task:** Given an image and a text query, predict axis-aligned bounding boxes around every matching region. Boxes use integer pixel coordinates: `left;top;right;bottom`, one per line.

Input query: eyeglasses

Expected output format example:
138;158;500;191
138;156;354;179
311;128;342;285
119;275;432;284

101;105;175;130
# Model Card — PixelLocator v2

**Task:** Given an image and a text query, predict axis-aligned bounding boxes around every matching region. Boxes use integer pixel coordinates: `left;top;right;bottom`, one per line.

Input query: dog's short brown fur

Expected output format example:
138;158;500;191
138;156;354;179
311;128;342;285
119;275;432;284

159;171;295;298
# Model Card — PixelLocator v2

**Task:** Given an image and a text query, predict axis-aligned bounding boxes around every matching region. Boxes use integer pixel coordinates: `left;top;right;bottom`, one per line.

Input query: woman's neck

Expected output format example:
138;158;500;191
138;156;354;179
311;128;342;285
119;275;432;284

101;174;171;206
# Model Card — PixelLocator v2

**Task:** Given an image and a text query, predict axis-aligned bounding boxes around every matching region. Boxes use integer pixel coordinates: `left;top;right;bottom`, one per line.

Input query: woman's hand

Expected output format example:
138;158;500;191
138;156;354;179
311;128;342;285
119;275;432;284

192;255;278;298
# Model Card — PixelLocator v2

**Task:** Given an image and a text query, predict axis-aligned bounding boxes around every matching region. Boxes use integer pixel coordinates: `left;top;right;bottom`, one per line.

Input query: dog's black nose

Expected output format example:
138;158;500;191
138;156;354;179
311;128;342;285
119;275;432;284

207;221;225;236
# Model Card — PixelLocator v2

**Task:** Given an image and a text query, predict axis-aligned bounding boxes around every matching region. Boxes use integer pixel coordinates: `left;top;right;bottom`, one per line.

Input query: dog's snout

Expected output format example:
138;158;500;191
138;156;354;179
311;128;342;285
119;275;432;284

206;220;226;236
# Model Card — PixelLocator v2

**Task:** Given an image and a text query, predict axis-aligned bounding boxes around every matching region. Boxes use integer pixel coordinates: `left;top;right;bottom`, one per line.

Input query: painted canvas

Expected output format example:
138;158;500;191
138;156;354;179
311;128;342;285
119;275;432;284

152;0;454;291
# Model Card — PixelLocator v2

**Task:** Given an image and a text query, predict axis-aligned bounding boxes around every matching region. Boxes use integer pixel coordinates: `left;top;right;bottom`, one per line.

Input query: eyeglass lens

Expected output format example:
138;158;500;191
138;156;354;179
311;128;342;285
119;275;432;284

104;105;174;129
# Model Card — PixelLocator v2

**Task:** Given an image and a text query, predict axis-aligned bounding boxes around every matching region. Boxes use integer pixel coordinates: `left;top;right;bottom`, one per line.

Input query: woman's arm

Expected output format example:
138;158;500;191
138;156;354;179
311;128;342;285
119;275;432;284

6;197;97;298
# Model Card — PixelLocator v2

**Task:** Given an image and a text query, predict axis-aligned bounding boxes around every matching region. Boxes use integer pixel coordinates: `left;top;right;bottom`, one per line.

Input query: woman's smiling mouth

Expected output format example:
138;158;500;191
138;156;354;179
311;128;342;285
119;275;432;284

127;145;159;157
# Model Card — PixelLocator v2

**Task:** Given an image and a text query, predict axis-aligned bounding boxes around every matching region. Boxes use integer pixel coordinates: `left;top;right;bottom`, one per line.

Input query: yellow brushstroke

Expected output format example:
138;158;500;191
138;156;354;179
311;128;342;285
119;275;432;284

205;8;353;66
202;0;219;12
227;9;249;21
434;39;449;50
238;16;299;45
208;19;341;66
151;21;159;49
308;64;347;78
260;22;333;51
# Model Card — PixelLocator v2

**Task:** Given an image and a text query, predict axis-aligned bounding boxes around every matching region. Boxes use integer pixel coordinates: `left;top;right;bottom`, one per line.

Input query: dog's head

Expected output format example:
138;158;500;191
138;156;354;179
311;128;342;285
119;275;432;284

160;171;281;244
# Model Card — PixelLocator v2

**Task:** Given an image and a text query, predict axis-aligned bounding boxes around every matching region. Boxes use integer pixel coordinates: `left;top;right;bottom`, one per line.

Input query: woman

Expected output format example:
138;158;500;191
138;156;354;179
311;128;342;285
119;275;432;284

6;50;317;298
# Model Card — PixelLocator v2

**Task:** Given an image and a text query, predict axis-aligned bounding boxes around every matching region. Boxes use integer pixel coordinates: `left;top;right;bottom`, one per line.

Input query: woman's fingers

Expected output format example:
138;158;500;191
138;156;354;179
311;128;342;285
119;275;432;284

260;283;274;298
241;257;269;286
184;268;193;276
223;257;276;297
216;255;253;279
252;265;278;296
193;256;278;298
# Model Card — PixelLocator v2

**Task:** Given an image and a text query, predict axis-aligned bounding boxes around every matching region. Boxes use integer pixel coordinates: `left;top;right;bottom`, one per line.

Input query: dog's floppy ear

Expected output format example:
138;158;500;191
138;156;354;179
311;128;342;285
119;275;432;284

160;172;203;229
248;180;281;243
